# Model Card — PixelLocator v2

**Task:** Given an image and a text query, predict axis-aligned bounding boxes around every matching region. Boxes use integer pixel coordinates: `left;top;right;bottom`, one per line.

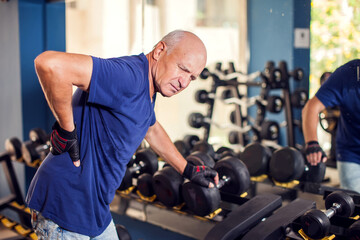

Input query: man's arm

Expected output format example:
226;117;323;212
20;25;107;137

302;96;327;165
35;51;92;166
145;121;218;187
35;51;92;132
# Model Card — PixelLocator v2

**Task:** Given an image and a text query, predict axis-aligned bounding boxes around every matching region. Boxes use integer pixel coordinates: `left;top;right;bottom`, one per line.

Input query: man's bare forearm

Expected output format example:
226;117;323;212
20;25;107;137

145;121;187;174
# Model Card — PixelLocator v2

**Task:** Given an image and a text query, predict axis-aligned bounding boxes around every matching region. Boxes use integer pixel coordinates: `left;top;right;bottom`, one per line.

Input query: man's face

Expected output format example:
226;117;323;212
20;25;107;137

154;38;207;97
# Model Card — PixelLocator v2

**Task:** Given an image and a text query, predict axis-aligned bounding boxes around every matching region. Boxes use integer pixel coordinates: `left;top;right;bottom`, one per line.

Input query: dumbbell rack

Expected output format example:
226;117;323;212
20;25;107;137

197;60;302;147
225;60;303;147
199;63;249;145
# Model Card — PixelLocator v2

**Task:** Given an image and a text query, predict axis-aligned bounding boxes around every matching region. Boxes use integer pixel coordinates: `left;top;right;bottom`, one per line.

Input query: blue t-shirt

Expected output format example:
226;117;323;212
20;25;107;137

316;59;360;164
26;53;156;236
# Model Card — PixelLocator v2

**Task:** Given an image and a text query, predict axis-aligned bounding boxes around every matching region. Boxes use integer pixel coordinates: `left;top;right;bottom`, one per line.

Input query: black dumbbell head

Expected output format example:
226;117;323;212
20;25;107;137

137;173;154;197
118;168;133;191
215;146;236;160
214;157;250;195
186;151;215;168
200;68;210;79
134;148;158;175
182;181;220;216
5;137;22;161
183;135;200;151
228;131;239;144
29;128;48;144
22;141;39;164
266;95;284;113
191;141;215;159
349;220;360;239
241;142;271;177
269;147;305;183
291;88;308;108
260;120;280;141
188;112;205;129
195;89;209;104
325;191;355;218
174;140;190;158
304;162;326;183
301;209;331;239
292;68;304;81
153;166;184;207
221;89;233;100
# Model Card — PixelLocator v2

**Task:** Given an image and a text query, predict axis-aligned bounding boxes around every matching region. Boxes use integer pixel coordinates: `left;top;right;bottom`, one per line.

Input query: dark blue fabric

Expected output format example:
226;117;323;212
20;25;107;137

316;59;360;164
26;53;156;236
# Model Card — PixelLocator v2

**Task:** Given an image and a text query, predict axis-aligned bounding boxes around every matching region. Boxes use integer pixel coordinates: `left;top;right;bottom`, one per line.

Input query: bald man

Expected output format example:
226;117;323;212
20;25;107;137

26;30;218;239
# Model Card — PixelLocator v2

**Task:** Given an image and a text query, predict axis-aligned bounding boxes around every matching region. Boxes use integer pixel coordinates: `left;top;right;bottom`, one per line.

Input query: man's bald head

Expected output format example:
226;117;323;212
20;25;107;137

158;30;207;60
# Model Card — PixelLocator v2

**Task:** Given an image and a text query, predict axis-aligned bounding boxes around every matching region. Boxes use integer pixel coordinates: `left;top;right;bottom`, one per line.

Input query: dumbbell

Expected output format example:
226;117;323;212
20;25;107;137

4;137;22;162
118;148;158;191
230;111;281;141
278;60;305;81
182;156;251;216
268;146;326;183
301;191;355;239
174;134;200;158
228;130;251;146
224;95;284;114
194;89;235;104
21;128;50;165
189;112;252;134
228;119;280;143
152;151;215;207
291;88;308;108
240;142;272;177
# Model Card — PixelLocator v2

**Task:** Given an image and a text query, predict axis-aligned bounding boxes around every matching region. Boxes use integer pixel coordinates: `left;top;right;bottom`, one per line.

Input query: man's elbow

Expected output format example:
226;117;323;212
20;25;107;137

34;51;58;75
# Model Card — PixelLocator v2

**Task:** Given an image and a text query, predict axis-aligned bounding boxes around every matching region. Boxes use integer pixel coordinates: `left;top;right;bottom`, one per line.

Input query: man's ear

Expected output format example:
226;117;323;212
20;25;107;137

153;41;167;61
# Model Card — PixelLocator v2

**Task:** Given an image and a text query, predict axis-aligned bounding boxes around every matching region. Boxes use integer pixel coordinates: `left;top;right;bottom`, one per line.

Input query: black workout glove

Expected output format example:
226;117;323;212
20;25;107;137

183;162;218;188
50;121;80;163
305;141;327;159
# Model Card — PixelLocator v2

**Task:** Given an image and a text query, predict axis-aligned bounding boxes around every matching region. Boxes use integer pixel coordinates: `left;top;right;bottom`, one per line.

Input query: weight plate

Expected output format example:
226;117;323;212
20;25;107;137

214;157;250;195
301;209;331;239
137;173;154;197
269;147;305;183
241;142;271;176
182;181;220;216
153;166;183;207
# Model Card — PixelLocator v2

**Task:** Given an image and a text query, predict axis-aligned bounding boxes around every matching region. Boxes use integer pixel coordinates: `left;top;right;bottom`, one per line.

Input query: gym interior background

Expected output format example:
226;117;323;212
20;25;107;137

0;0;359;239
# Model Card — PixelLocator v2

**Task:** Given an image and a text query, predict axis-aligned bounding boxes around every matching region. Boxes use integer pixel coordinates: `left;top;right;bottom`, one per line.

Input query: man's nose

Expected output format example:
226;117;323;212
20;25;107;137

179;74;191;89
